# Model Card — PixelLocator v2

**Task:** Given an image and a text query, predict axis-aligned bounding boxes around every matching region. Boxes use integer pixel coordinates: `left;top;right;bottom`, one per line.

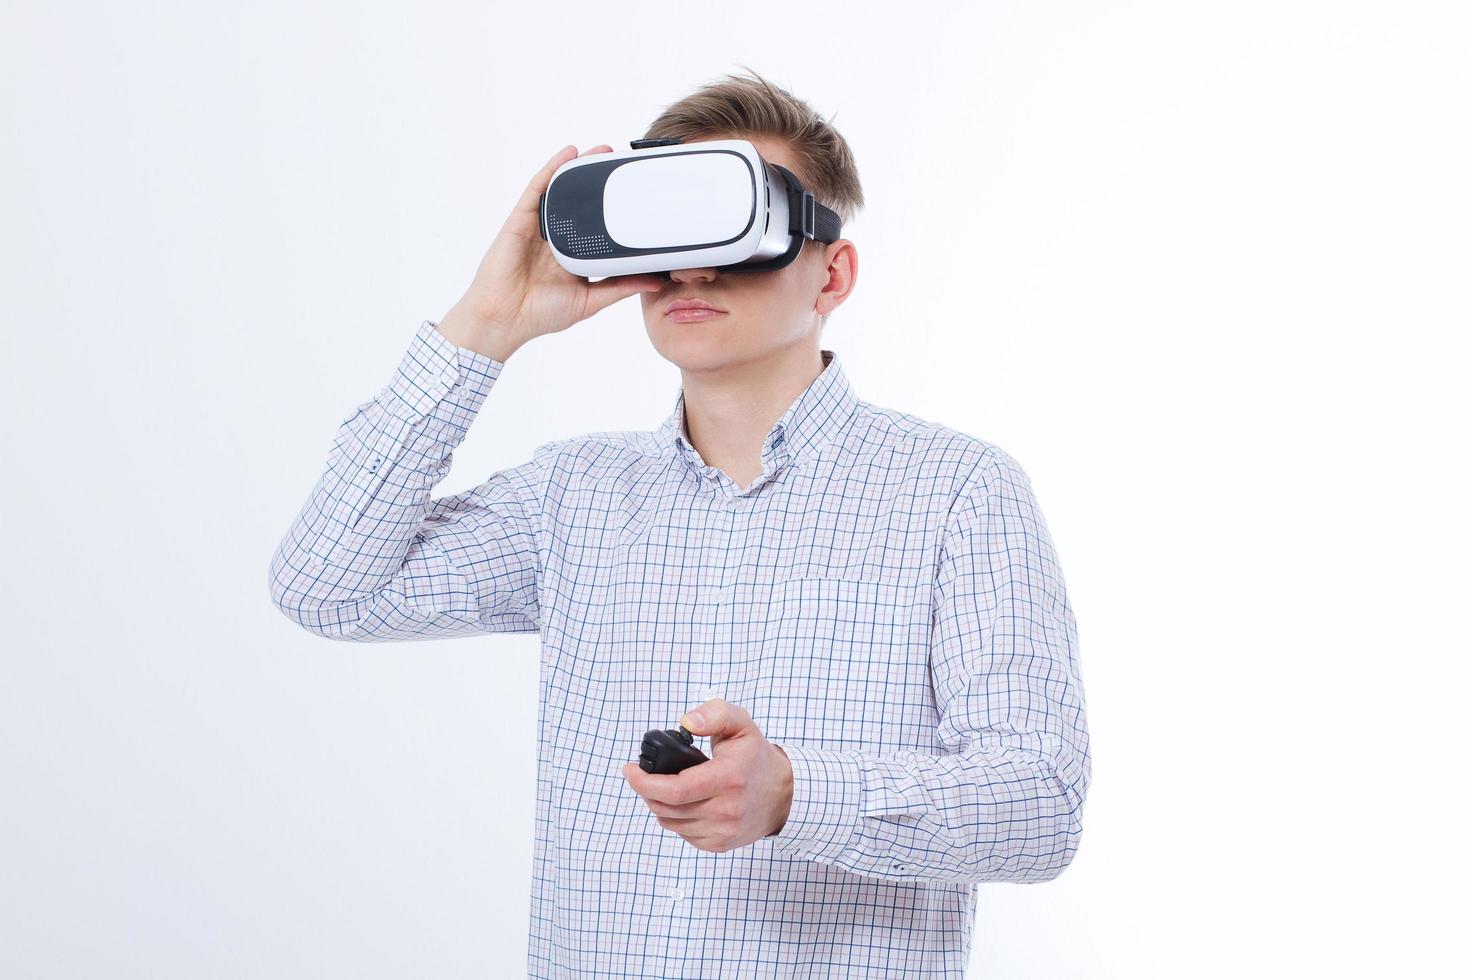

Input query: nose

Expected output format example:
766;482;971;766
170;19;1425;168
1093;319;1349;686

663;266;719;284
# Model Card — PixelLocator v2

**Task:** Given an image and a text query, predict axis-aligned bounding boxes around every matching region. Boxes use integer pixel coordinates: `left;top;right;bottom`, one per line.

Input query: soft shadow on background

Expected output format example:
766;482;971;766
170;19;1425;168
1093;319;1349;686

2;2;1465;977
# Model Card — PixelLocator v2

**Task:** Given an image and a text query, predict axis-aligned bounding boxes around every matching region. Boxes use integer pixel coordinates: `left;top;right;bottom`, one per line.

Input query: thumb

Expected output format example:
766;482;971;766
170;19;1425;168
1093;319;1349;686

679;698;753;746
583;273;665;316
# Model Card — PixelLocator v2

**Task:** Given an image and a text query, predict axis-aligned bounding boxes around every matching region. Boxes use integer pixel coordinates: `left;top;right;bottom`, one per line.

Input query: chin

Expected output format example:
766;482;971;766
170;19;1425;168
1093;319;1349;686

647;311;737;334
648;320;745;369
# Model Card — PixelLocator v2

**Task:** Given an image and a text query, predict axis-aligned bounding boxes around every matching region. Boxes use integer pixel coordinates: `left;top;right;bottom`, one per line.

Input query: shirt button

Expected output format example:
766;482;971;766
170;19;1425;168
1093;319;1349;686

702;685;723;701
669;885;685;901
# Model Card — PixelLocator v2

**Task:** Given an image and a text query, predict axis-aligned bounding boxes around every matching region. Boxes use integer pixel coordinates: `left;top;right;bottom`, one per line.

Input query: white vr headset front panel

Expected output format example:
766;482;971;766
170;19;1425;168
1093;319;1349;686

604;151;754;248
540;138;805;279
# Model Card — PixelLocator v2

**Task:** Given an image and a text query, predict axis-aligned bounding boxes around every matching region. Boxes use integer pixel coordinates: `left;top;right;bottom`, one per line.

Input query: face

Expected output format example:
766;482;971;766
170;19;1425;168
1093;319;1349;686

638;134;858;372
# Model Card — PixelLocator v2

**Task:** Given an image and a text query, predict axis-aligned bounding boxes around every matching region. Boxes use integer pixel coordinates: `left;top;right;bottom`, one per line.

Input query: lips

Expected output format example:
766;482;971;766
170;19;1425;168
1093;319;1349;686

665;298;726;315
666;307;726;322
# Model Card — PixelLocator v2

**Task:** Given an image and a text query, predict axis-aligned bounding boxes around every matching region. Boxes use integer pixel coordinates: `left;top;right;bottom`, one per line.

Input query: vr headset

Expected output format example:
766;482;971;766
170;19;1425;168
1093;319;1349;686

538;137;844;281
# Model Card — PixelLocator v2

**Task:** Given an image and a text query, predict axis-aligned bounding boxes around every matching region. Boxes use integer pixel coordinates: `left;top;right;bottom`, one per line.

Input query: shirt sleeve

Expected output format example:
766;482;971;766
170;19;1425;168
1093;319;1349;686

766;446;1091;883
268;319;558;642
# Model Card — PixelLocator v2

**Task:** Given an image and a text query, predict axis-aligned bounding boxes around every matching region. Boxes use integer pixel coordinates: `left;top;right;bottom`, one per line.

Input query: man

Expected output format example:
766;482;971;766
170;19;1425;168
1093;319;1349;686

270;69;1090;979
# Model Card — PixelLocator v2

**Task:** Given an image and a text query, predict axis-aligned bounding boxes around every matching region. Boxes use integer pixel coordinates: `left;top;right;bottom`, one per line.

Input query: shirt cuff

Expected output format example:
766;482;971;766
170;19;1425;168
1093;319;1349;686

766;742;864;861
380;319;505;426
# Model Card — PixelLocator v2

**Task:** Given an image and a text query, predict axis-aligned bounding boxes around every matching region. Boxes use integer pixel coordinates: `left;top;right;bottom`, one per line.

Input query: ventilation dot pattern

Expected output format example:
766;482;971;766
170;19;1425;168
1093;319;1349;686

548;214;613;256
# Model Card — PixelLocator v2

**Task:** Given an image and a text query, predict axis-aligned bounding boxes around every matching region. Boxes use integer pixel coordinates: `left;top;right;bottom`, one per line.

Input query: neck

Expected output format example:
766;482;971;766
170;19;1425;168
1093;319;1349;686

681;340;826;489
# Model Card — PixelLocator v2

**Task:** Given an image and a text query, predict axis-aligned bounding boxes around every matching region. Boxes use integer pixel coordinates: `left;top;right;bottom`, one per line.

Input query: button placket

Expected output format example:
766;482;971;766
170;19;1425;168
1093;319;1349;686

695;479;737;752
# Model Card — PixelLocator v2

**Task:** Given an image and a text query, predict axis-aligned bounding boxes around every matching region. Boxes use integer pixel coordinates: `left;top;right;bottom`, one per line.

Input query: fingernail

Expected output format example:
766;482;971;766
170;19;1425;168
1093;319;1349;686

683;710;705;728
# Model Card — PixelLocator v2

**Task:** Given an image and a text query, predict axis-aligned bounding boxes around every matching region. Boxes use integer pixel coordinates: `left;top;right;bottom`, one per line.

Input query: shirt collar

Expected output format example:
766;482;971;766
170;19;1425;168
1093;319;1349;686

655;349;859;476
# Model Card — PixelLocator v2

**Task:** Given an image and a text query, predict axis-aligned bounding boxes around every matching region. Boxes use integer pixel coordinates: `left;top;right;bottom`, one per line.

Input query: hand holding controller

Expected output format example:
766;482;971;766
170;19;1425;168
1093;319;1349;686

638;724;710;774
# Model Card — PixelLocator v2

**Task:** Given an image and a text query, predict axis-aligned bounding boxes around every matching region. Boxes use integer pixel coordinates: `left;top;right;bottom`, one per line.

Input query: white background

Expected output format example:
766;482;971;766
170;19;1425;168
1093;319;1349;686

3;2;1466;977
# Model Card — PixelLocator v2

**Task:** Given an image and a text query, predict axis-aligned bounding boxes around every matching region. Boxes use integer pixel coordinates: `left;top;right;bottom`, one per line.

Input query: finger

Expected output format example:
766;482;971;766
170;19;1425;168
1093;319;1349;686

579;143;614;156
646;796;712;818
626;758;717;805
624;758;725;806
653;810;702;826
515;144;578;216
680;698;755;739
678;832;718;851
583;274;665;317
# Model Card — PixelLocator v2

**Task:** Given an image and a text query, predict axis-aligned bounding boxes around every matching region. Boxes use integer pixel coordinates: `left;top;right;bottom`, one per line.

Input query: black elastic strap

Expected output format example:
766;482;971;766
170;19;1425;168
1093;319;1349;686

811;199;842;243
769;163;841;243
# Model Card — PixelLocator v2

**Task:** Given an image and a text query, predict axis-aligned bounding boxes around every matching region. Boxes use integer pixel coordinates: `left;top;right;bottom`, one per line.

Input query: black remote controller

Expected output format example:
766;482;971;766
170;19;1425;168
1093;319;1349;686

639;724;710;774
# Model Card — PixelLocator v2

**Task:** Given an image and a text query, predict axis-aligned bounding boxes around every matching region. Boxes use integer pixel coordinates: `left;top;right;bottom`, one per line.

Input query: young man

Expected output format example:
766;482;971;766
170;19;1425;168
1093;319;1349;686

270;70;1090;979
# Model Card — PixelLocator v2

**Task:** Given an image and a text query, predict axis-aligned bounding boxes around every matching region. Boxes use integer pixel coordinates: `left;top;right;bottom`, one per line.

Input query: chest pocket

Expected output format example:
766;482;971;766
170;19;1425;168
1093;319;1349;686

751;576;929;751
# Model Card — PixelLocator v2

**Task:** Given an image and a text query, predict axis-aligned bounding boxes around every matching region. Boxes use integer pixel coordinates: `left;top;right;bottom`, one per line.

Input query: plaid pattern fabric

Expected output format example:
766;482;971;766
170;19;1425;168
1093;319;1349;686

269;319;1091;978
